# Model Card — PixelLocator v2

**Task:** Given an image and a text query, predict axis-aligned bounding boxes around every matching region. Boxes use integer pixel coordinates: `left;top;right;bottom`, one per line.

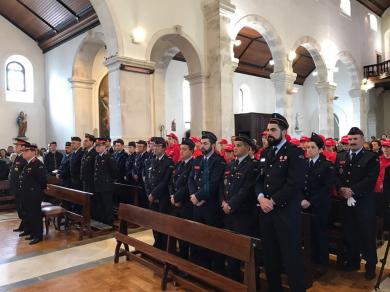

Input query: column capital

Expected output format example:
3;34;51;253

68;78;95;89
203;0;236;21
349;88;364;99
315;81;337;100
270;71;297;90
184;73;209;85
104;55;155;73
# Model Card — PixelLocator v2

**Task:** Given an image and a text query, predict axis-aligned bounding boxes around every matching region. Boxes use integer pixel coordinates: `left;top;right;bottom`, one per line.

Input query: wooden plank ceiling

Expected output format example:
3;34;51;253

0;0;99;52
356;0;390;16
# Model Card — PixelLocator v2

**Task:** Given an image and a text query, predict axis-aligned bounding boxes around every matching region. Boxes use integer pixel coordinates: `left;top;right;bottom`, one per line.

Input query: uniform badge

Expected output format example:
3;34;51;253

194;166;200;170
260;158;266;162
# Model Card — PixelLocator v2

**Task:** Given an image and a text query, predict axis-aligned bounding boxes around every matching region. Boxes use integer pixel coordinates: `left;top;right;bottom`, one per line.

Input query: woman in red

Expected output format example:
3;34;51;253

323;138;337;164
375;140;390;232
191;137;202;158
166;133;180;163
255;131;268;160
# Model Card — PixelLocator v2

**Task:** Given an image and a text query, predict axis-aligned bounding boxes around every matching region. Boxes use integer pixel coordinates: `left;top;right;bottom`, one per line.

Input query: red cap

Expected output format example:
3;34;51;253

382;139;390;147
166;133;178;140
325;138;336;147
290;138;300;146
261;131;268;137
190;136;201;143
285;134;291;142
300;136;309;142
224;144;234;151
219;138;228;145
340;136;349;144
318;134;326;143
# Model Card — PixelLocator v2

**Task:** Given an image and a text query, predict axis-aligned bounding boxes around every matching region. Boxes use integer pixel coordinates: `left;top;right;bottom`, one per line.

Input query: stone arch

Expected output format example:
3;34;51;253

291;36;328;83
70;31;107;136
233;14;286;72
146;27;205;136
336;51;361;90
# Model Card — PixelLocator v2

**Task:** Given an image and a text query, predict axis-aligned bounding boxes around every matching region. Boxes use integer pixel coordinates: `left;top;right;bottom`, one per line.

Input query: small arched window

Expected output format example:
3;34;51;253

340;0;351;17
6;61;26;92
183;80;191;130
238;84;251;113
4;55;33;103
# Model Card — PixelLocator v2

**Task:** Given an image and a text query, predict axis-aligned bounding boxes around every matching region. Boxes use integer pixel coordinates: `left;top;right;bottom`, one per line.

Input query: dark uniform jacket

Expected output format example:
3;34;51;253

132;151;148;183
80;148;97;191
113;150;128;183
125;153;136;183
19;158;47;197
143;151;155;183
304;154;334;208
70;148;84;189
0;160;9;180
255;142;306;207
58;154;71;187
220;155;257;214
188;152;226;204
145;154;174;199
335;149;379;198
169;158;193;204
44;151;63;174
94;153;118;192
9;155;27;194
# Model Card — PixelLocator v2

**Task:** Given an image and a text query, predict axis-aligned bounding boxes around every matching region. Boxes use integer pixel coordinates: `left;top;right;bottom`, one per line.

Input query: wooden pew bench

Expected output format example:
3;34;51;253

45;184;92;240
0;180;15;210
114;203;260;292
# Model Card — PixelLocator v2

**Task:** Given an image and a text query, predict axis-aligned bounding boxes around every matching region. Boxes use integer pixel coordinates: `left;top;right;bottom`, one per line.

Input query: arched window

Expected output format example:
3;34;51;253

183;80;191;130
340;0;351;17
4;55;33;103
238;84;250;113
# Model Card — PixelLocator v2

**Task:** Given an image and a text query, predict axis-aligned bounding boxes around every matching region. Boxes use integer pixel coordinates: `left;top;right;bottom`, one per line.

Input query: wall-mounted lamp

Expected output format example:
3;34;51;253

234;39;242;46
288;51;297;61
269;59;275;66
312;71;318;76
287;86;299;94
131;27;146;44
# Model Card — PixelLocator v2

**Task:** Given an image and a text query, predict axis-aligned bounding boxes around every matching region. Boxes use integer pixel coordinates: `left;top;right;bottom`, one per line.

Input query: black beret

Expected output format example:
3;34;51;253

49;141;57;145
136;140;147;146
85;133;96;142
65;142;71;147
24;143;38;150
269;113;289;129
348;127;364;136
95;137;108;145
201;131;217;144
181;138;195;150
71;136;81;142
114;138;124;145
310;132;324;149
235;134;253;148
13;138;28;145
128;141;136;147
153;137;166;146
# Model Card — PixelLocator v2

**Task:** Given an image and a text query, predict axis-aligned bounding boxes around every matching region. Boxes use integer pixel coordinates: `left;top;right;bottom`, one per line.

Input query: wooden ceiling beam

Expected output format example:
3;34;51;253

355;0;384;16
55;0;78;18
16;0;57;32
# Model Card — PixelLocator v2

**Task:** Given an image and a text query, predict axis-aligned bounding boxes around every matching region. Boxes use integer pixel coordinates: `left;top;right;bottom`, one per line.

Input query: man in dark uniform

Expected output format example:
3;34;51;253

255;113;306;292
80;134;98;218
125;141;137;184
113;139;128;184
44;142;63;175
94;138;118;225
145;137;174;250
9;138;28;233
220;135;257;281
56;142;72;188
188;131;226;272
169;137;195;259
69;136;84;190
302;133;335;275
0;158;9;180
335;127;380;279
132;140;148;208
19;143;47;244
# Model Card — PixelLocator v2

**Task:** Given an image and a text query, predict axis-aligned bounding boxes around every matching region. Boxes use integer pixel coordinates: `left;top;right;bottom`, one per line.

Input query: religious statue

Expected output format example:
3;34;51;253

294;112;303;135
16;111;27;137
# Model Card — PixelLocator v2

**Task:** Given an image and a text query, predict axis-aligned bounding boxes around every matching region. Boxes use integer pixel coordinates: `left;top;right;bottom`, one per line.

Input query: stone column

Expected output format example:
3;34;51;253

315;81;336;137
270;71;297;127
68;78;95;136
349;88;369;135
104;56;155;141
366;87;384;138
185;73;208;137
203;0;236;138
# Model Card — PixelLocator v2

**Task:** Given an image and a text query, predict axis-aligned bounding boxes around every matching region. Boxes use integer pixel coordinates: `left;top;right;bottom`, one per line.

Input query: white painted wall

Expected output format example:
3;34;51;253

0;15;46;149
165;60;189;139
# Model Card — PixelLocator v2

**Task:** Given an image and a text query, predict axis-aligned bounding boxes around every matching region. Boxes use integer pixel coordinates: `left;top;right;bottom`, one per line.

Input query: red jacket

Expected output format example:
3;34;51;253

165;144;180;163
193;148;202;158
375;155;390;193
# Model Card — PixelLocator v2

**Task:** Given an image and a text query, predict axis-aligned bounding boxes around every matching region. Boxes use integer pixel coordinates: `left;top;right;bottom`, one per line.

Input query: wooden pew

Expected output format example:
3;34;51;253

113;183;141;207
114;203;260;292
0;180;15;210
45;184;92;240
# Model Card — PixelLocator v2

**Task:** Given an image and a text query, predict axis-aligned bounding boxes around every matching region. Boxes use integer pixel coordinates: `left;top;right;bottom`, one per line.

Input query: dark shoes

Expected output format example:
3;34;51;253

25;235;33;240
29;238;42;245
13;228;23;232
343;263;360;272
18;232;29;237
365;263;376;280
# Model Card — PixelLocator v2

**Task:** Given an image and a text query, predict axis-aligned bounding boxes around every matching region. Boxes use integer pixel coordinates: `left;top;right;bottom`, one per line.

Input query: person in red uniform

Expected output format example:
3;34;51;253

290;138;300;146
166;133;180;163
299;136;309;151
218;138;228;158
191;137;202;158
324;138;337;164
224;144;235;164
255;131;268;160
379;140;390;230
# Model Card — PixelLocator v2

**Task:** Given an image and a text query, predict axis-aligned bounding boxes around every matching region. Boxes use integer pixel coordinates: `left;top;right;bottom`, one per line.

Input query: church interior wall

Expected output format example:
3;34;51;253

0;15;46;149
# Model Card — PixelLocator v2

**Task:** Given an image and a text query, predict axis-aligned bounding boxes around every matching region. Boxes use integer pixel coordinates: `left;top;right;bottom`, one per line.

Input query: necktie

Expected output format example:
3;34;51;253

203;158;209;194
351;152;357;161
309;160;314;169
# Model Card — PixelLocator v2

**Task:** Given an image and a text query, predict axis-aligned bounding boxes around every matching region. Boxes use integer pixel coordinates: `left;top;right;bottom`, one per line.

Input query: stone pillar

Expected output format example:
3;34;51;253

185;73;208;137
315;81;336;137
349;89;369;135
366;87;384;138
104;56;155;141
68;78;95;136
203;0;236;138
270;71;297;127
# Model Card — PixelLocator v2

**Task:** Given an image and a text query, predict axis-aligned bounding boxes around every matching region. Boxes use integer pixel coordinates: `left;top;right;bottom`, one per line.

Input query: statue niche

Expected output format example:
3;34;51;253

98;74;110;137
